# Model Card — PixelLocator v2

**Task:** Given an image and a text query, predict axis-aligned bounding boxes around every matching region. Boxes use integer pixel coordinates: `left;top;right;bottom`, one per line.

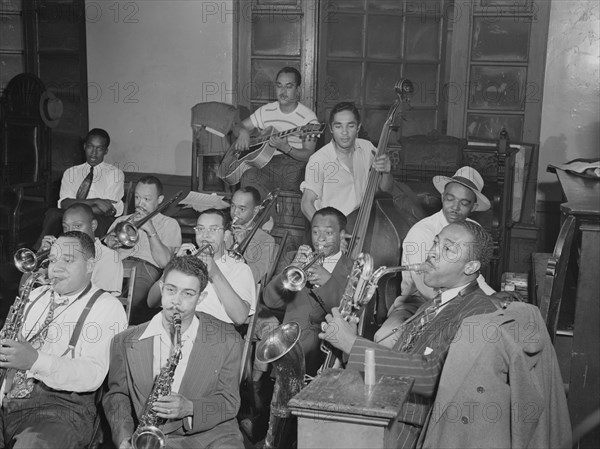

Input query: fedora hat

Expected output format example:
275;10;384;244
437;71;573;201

432;166;491;212
39;91;63;128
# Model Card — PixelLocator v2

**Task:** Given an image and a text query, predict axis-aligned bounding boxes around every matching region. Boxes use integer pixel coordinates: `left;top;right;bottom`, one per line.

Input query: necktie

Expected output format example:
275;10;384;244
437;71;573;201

6;292;64;399
394;292;442;353
76;166;94;200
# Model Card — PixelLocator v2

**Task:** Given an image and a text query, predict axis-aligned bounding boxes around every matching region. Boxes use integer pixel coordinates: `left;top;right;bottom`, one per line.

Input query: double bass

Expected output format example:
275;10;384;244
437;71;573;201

346;79;414;338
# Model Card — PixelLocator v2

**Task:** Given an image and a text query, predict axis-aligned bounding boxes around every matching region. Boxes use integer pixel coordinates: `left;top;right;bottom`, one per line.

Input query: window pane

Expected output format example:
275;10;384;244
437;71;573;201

327;14;364;57
368;0;404;12
466;113;523;140
38;18;79;51
468;66;526;110
0;0;22;12
366;62;401;105
253;14;301;56
329;0;365;11
363;108;389;142
325;61;362;104
0;54;24;89
404;64;439;107
0;14;23;50
403;109;437;135
405;16;439;60
367;15;403;59
472;18;530;61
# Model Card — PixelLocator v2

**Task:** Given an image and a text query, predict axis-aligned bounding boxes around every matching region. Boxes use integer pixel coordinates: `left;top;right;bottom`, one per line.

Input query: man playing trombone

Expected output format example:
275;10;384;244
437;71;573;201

227;186;276;284
105;176;181;325
262;207;353;377
147;208;255;326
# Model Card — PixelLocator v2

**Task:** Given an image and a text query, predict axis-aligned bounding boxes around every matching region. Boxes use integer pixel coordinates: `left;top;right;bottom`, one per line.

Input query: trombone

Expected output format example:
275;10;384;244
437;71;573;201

281;248;325;291
228;189;279;260
103;190;183;248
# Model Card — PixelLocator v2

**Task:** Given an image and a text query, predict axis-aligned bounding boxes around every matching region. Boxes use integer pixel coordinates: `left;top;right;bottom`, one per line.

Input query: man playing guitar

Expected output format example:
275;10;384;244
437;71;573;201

233;67;319;198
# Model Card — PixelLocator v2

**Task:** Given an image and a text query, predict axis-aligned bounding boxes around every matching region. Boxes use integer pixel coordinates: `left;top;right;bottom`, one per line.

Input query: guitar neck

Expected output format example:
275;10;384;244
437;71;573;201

250;126;304;146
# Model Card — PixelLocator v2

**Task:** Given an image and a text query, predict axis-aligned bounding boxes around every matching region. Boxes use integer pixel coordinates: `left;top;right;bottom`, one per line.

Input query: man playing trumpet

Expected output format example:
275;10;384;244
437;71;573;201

147;209;255;326
105;176;181;325
103;256;244;449
263;207;353;377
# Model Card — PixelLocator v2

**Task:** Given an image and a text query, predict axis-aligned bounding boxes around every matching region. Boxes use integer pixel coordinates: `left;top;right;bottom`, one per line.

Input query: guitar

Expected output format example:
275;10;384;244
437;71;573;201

217;122;325;185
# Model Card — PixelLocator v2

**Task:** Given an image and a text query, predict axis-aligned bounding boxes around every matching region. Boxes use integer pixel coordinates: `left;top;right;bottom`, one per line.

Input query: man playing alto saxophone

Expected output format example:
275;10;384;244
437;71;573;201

103;255;244;449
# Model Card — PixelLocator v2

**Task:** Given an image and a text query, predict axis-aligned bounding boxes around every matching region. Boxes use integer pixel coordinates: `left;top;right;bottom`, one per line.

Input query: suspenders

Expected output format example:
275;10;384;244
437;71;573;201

61;288;106;358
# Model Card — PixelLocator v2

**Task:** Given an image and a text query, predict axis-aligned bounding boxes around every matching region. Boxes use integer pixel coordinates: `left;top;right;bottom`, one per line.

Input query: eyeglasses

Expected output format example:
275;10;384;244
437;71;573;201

193;226;224;234
162;284;198;299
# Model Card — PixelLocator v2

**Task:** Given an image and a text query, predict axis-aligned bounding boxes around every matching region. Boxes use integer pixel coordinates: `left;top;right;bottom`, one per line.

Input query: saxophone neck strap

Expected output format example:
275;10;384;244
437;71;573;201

62;288;106;358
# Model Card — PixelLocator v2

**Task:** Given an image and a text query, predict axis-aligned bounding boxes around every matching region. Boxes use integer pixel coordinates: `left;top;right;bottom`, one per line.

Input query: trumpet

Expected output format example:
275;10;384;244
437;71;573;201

13;247;50;273
281;248;325;291
104;190;184;248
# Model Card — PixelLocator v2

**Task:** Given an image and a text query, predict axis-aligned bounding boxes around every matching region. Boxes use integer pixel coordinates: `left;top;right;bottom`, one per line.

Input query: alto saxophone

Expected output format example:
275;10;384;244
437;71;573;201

132;313;182;449
0;269;51;386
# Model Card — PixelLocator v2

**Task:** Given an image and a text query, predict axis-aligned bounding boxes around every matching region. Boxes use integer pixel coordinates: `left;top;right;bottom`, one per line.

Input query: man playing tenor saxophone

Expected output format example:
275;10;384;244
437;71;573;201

103;255;244;449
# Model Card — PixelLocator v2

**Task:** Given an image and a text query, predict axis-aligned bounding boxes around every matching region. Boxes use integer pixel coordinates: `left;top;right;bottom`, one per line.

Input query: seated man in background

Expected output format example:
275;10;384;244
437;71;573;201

147;208;255;326
0;231;128;449
35;128;124;247
263;207;353;377
0;203;123;323
105;176;181;325
233;66;319;200
375;166;495;347
300;102;393;228
103;256;244;449
227;186;276;283
320;221;501;449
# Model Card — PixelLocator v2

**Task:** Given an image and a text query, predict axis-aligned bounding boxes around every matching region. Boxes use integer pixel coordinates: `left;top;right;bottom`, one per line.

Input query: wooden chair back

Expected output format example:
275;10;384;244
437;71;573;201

539;215;577;342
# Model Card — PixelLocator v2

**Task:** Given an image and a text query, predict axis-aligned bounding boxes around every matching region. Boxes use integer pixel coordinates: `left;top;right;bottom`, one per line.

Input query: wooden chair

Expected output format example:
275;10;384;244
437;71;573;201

535;215;577;342
118;265;136;325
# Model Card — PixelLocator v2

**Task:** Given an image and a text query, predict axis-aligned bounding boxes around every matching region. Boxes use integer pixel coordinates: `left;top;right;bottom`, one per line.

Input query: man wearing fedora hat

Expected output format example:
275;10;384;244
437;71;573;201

375;166;495;347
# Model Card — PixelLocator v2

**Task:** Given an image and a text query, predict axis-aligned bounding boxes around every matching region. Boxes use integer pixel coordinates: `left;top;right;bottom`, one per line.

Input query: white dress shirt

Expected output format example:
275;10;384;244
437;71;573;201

196;253;256;324
59;161;125;215
93;238;123;295
301;138;376;217
0;284;128;405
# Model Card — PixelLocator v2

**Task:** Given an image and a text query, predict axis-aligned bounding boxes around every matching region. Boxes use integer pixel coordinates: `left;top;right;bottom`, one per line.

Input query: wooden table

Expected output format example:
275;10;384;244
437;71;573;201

288;369;413;449
549;166;600;447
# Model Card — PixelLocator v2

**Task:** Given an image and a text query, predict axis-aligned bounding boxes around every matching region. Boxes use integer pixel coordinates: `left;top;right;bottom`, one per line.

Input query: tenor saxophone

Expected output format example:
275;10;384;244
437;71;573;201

132;313;182;449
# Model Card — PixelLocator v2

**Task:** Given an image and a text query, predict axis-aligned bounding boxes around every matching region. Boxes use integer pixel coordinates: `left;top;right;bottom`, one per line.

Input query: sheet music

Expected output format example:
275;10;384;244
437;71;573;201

179;191;229;212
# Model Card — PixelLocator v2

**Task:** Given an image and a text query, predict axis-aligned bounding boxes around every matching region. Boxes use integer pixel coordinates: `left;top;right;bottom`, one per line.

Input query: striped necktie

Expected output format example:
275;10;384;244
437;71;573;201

76;166;94;200
394;292;442;353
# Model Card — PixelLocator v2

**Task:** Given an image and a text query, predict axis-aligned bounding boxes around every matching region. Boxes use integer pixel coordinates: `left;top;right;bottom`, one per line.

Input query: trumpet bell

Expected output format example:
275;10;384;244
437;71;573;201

131;425;165;449
256;321;301;364
13;248;50;273
281;266;306;292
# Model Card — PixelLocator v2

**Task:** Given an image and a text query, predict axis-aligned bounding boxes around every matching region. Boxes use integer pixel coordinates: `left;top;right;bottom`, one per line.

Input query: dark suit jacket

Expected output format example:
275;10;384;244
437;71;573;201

264;254;353;376
348;287;500;449
103;312;243;448
421;302;571;449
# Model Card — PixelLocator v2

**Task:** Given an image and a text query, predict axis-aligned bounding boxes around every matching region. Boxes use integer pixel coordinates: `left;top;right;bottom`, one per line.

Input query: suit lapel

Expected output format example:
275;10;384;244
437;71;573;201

127;325;155;398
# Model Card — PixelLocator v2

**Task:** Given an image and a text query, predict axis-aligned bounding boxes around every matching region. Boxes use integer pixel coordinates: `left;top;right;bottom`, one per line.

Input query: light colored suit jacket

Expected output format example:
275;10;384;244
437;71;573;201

421;302;571;449
103;312;243;447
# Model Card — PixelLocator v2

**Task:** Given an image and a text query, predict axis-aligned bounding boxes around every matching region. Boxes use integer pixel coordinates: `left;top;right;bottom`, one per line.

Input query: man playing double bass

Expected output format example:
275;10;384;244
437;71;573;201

300;101;393;228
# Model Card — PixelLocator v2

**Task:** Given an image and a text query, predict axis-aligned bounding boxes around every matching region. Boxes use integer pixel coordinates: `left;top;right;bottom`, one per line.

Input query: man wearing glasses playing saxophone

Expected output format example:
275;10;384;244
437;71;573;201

147;209;255;326
103;256;244;449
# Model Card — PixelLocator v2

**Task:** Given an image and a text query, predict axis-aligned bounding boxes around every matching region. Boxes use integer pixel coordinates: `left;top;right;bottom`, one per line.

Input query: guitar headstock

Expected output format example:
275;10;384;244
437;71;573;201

301;122;326;139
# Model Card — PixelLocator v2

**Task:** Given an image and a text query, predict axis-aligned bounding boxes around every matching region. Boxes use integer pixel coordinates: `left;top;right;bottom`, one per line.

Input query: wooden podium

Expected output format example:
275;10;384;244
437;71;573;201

288;369;413;449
